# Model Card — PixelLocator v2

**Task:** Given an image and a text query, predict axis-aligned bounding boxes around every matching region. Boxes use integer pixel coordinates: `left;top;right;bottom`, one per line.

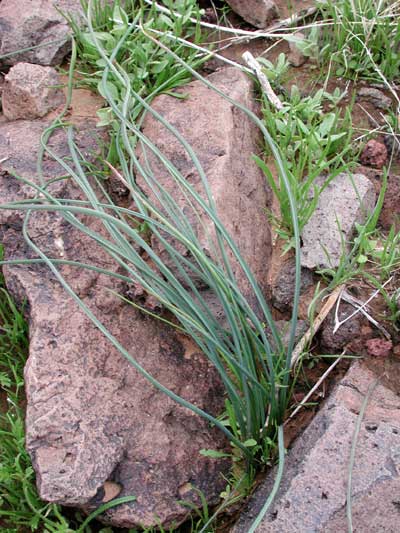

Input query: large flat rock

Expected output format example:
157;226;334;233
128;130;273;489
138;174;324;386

136;67;272;310
233;359;400;532
0;119;229;528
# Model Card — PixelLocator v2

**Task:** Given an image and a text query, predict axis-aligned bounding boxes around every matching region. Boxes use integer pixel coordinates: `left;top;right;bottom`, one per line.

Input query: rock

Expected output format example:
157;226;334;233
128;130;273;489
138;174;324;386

0;120;229;528
360;139;388;169
266;319;308;351
0;0;83;67
358;87;392;110
366;338;393;357
272;259;314;313
136;67;272;311
288;32;307;67
301;173;376;270
233;360;400;532
2;63;65;120
225;0;278;29
320;302;365;352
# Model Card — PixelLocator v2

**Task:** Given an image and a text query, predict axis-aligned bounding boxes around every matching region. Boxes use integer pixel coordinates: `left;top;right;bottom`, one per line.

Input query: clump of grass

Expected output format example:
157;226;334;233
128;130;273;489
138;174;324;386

67;0;206;125
2;0;300;508
318;0;400;81
255;54;355;243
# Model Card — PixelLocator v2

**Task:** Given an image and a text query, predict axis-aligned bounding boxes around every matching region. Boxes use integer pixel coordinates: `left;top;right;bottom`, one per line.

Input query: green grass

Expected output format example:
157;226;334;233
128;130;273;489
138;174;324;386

319;0;400;81
254;54;356;244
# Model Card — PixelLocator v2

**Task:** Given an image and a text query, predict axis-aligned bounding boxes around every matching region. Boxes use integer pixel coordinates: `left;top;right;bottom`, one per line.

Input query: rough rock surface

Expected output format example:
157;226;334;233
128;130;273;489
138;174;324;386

225;0;278;29
136;67;272;310
358;87;392;110
320;302;365;352
272;259;314;313
0;120;229;528
0;0;83;66
2;63;65;120
301;173;376;270
360;139;388;169
233;360;400;532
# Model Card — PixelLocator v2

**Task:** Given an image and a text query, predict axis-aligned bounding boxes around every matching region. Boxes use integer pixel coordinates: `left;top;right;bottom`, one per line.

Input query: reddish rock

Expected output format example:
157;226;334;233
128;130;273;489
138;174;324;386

2;63;65;120
225;0;278;28
136;67;272;311
366;338;393;357
0;120;229;528
360;139;388;169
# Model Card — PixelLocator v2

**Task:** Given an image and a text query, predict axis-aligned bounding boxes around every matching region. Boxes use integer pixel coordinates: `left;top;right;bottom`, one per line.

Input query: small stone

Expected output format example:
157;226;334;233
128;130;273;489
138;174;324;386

393;345;400;357
301;173;376;270
225;0;278;29
272;259;314;313
288;32;307;67
366;338;393;357
358;87;392;110
2;63;65;120
360;139;388;169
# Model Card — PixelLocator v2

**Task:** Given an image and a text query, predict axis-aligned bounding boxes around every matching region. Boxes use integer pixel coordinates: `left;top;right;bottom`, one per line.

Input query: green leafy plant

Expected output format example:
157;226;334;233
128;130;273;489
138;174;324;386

255;59;354;242
318;0;400;81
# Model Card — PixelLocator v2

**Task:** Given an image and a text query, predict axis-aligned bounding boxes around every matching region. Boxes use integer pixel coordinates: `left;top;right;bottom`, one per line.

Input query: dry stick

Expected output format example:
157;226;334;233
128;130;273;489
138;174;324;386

333;277;393;334
285;352;344;424
340;290;391;340
242;51;283;110
291;284;345;367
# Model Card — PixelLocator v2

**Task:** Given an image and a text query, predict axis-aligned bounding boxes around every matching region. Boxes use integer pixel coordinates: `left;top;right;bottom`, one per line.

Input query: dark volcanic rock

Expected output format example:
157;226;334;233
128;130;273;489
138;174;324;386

272;259;314;313
0;120;229;528
136;67;272;312
320;302;365;352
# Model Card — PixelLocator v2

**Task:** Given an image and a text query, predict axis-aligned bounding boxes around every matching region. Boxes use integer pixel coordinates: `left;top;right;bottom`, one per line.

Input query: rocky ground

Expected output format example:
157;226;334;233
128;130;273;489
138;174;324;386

0;0;400;532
